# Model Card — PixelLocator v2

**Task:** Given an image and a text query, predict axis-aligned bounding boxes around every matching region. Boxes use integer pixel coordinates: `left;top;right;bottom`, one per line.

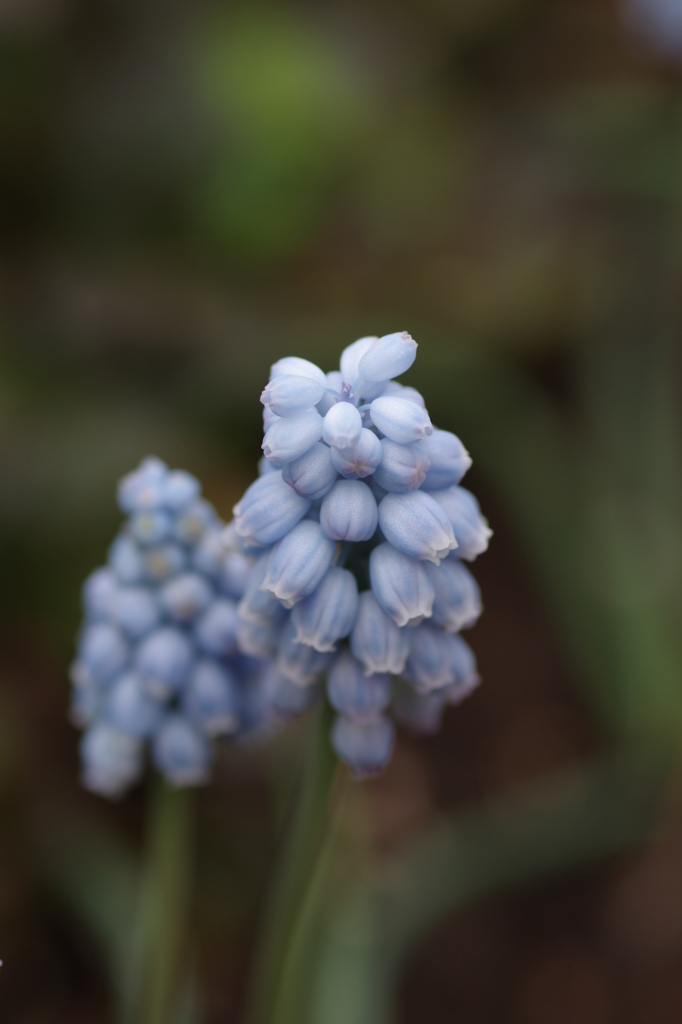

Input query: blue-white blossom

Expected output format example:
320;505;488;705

71;459;280;799
226;330;490;772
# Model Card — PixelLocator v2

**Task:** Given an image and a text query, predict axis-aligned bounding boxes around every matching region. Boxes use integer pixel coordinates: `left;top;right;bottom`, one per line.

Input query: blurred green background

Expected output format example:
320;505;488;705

1;0;682;1021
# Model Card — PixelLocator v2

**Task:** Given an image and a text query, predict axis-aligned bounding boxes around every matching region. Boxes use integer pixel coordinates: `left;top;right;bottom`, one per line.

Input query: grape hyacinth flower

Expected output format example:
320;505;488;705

70;458;296;799
227;330;491;777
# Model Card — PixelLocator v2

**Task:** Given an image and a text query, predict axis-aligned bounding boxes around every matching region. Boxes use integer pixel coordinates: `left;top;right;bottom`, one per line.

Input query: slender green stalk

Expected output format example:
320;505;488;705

245;698;341;1024
128;777;195;1024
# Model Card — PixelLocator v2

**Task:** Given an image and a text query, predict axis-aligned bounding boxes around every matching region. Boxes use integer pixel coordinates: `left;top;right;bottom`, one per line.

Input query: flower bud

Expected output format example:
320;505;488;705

340;336;376;382
83;568;118;620
134;627;194;698
162;470;201;511
173;499;217;545
320;480;378;542
418;430;471;491
262;520;336;607
193;598;240;656
277;618;334;685
358;331;417;383
369;543;435;627
106;674;165;737
191;529;224;579
159;573;214;623
350;590;411;675
144;543;187;583
427;486;492;561
369;396;433;444
372;438;430;493
261;374;325;417
322;402;363;449
262;408;324;464
130;510;173;546
80;724;143;798
270;356;326;385
219;550;253;599
381;381;425;408
152;714;211;786
282;442;338;500
233;471;311;547
378;491;457;564
446;634;480;697
108;534;145;584
77;622;129;685
330;429;382;479
424;560;482;632
181;660;240;736
327;650;391;721
111;587;161;639
291;566;359;652
117;458;167;514
331;714;395;777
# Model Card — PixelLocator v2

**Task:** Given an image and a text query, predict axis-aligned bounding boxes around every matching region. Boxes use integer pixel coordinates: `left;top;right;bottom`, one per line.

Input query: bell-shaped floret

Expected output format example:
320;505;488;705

80;724;143;798
181;660;240;736
427;486;492;560
358;331;417;383
378;491;457;564
152;714;211;786
82;568;118;620
173;500;217;545
327;651;391;722
277;618;334;685
372;439;430;493
349;590;411;676
330;429;382;479
320;480;378;542
105;673;165;737
282;442;337;500
238;555;289;625
237;616;283;658
162;470;201;511
340;336;376;382
446;634;480;697
402;625;463;693
331;715;395;777
233;472;312;548
369;543;435;627
144;544;187;583
263;407;280;432
261;374;325;417
134;627;194;698
77;622;129;686
418;430;471;491
159;573;214;623
317;371;344;416
111;587;161;639
194;598;239;656
261;520;336;608
392;679;449;735
261;662;319;719
291;567;359;652
108;534;145;584
424;560;482;632
322;402;363;450
262;408;324;464
270;356;326;385
117;458;167;514
369;396;433;444
130;510;173;546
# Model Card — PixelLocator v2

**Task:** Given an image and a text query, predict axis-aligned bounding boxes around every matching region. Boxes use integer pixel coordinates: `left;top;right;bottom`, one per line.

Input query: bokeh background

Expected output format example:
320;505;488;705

1;0;682;1021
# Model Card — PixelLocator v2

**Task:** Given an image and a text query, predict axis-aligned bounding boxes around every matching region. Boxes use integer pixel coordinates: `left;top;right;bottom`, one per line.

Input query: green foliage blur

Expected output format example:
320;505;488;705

1;0;682;1021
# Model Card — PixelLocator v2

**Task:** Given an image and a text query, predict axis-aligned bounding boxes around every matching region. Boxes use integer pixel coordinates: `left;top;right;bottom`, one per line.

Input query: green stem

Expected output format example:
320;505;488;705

245;698;340;1024
128;777;194;1024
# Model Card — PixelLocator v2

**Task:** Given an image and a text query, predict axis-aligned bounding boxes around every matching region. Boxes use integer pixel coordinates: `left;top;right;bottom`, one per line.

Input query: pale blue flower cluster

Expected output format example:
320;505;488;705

70;458;304;799
229;332;491;776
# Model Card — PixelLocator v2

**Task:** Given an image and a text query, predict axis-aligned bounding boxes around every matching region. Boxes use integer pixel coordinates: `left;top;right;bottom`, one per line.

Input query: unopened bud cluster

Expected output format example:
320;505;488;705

230;332;491;776
70;459;306;798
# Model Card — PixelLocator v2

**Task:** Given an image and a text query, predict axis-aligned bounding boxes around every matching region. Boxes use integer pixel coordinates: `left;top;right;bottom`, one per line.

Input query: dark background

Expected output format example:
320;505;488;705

1;1;682;1021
